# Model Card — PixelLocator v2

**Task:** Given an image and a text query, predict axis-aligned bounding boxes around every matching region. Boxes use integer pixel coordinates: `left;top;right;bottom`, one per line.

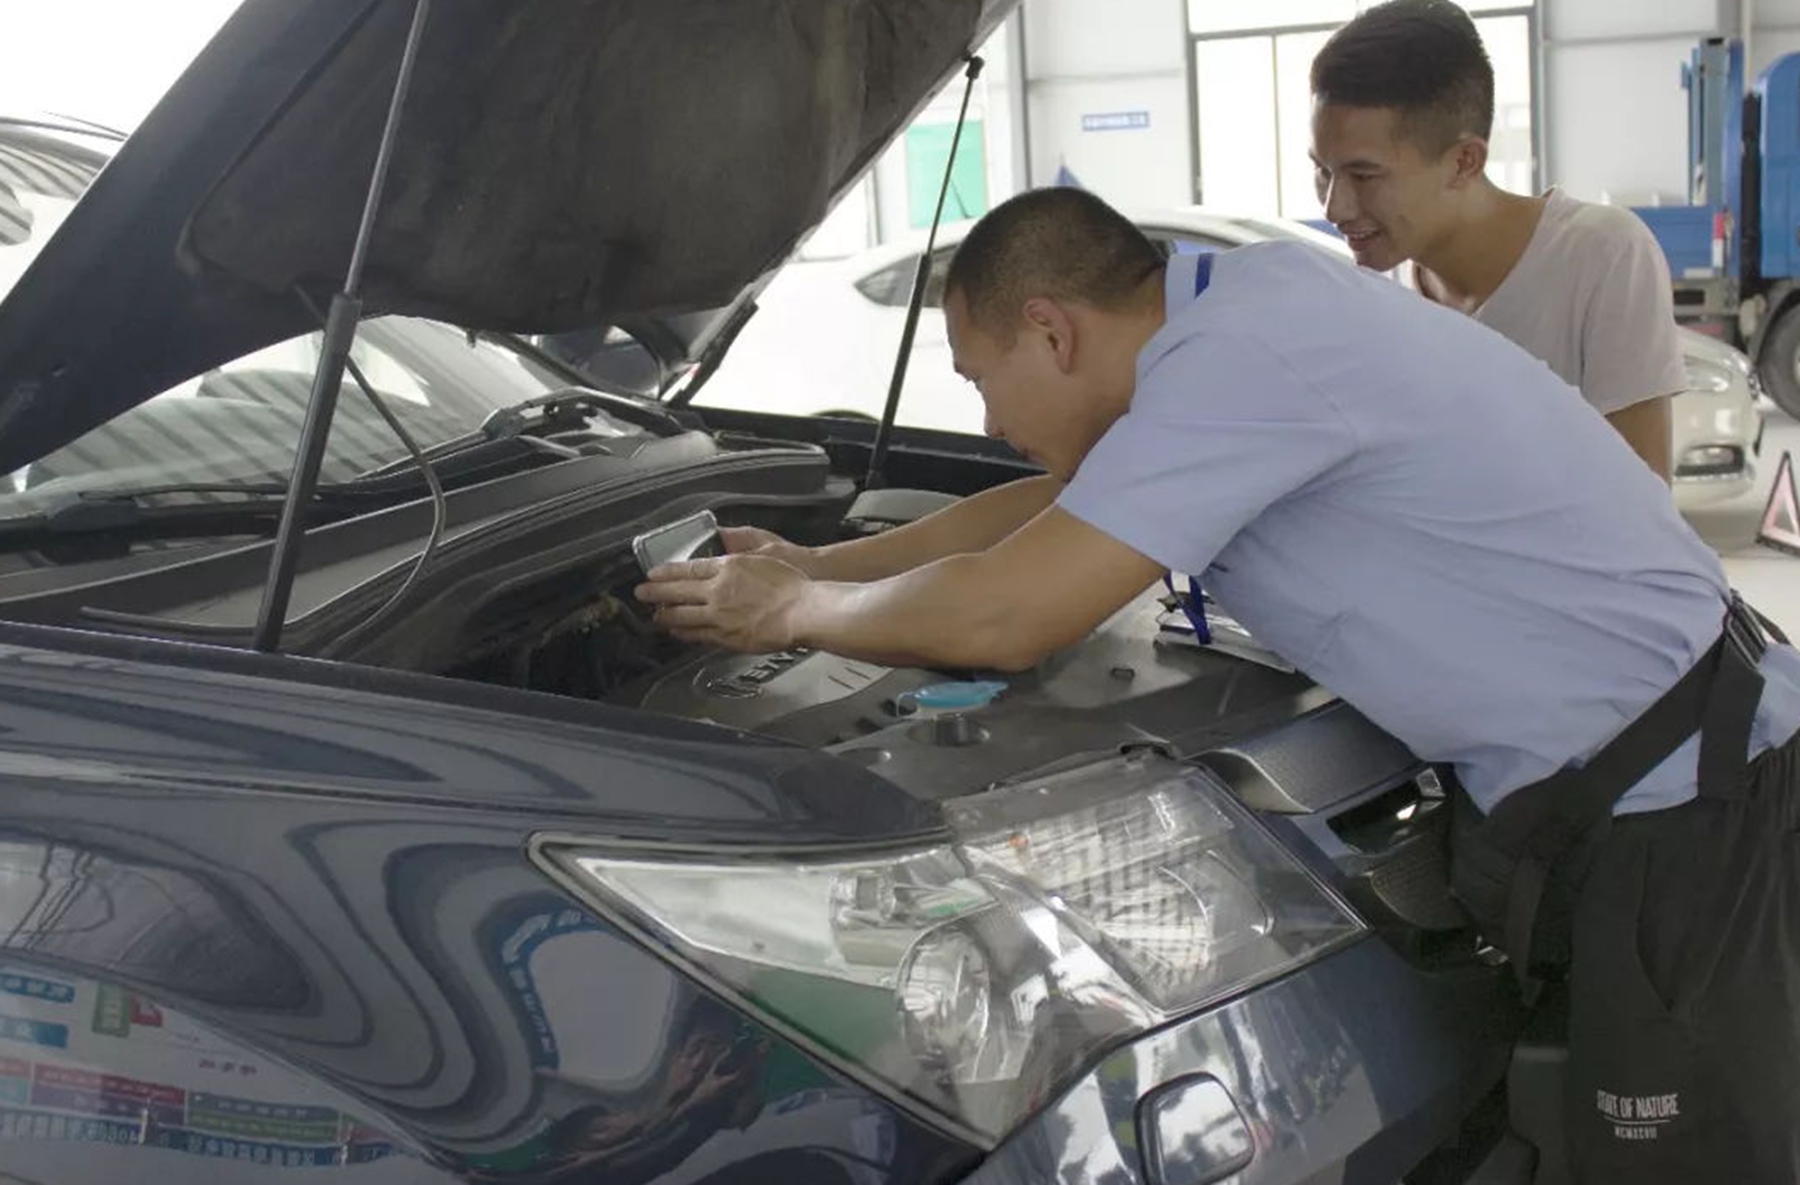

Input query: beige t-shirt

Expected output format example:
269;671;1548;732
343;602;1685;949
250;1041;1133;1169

1415;189;1687;415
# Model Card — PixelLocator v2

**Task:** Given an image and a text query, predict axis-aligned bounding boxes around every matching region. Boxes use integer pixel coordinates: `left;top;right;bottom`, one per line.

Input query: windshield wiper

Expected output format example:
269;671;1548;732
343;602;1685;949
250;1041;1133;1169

0;484;374;546
351;385;677;481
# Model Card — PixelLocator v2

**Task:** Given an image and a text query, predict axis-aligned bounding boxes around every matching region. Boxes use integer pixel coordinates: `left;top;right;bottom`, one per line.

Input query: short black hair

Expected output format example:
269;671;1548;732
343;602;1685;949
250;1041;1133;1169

1310;0;1495;154
943;187;1164;342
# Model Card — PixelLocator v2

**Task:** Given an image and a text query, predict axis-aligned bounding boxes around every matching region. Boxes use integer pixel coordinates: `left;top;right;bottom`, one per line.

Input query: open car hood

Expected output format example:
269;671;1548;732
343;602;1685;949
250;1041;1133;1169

0;0;1009;474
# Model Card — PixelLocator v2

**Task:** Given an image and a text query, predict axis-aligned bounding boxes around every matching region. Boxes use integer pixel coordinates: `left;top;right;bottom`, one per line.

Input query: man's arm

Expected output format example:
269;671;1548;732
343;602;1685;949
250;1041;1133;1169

641;332;1359;664
642;506;1164;670
736;474;1062;583
1605;397;1673;483
1579;211;1685;485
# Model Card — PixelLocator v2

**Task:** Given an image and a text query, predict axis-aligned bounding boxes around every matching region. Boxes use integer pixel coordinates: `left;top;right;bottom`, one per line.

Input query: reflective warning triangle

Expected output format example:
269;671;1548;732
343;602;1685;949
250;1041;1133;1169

1759;450;1800;557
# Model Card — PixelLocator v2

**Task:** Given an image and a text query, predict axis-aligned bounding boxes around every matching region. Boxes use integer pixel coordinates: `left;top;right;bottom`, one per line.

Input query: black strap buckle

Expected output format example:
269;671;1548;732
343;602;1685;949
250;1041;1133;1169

1725;591;1769;667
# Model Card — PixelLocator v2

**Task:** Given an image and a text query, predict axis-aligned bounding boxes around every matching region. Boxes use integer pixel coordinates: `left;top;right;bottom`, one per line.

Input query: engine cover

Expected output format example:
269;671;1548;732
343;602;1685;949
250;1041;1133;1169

618;590;1391;802
626;648;944;745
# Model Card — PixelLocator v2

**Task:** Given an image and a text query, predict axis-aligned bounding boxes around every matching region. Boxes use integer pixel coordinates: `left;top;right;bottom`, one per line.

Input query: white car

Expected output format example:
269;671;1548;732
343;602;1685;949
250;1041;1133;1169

693;206;1763;510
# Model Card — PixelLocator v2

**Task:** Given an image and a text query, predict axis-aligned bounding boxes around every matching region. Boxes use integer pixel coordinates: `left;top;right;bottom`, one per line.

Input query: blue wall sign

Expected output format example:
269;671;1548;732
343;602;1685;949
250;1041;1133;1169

1081;111;1151;132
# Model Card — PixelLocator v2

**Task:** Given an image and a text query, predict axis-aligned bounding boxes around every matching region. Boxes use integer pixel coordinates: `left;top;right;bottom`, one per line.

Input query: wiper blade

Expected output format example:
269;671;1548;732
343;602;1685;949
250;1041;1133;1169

351;418;579;482
351;384;677;482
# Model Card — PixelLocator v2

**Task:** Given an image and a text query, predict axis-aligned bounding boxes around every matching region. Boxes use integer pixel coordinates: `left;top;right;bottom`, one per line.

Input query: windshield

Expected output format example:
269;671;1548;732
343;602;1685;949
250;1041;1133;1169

0;126;604;520
0;130;93;297
6;317;588;509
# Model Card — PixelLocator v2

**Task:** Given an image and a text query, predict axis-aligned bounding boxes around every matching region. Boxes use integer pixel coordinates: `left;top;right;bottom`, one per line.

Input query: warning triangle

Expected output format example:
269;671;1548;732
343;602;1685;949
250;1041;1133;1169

1759;450;1800;557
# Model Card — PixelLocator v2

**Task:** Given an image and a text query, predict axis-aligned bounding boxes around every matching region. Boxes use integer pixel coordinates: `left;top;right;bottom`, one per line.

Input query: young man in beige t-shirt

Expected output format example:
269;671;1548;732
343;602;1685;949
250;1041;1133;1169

1308;0;1681;481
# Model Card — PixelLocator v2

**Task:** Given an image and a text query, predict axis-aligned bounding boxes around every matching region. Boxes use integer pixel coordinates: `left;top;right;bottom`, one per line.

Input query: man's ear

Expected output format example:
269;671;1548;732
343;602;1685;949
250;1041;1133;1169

1021;297;1079;374
1449;135;1490;185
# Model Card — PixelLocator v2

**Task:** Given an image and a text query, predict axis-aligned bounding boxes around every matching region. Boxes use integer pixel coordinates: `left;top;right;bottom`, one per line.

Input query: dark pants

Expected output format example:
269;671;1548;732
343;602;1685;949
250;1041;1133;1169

1566;730;1800;1183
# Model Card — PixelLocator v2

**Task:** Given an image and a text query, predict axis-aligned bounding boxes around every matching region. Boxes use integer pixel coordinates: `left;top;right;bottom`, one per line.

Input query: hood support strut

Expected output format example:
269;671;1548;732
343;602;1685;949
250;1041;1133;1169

252;0;433;652
863;54;983;492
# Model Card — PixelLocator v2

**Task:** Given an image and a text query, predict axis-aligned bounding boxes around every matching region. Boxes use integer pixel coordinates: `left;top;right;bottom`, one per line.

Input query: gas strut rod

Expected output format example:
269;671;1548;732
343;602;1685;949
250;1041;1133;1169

864;53;984;492
252;0;434;652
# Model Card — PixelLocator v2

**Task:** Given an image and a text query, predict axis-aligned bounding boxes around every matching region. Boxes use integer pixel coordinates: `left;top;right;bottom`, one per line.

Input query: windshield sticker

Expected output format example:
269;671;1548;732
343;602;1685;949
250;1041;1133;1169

91;983;130;1037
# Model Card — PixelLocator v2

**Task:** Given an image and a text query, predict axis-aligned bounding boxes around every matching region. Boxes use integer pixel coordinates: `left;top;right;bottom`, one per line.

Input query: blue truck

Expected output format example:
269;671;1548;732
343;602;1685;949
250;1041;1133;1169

1636;37;1800;419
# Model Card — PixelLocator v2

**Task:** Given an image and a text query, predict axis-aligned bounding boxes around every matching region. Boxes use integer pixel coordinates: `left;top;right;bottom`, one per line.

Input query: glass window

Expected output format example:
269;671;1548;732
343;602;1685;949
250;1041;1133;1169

7;318;600;511
1194;37;1279;213
1188;0;1354;35
852;250;959;311
534;325;663;397
1482;14;1536;197
854;256;923;308
0;136;100;298
0;126;641;544
1274;30;1334;218
1190;0;1522;33
1194;6;1536;220
905;122;989;229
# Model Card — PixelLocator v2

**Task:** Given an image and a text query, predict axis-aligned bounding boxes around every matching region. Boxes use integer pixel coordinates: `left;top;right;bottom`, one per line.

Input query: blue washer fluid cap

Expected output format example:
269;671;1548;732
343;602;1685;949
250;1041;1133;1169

904;680;1008;711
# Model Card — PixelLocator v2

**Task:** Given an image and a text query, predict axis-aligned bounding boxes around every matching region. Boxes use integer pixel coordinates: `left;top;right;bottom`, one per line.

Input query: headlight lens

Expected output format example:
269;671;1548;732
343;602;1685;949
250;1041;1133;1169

540;753;1363;1140
1685;360;1734;393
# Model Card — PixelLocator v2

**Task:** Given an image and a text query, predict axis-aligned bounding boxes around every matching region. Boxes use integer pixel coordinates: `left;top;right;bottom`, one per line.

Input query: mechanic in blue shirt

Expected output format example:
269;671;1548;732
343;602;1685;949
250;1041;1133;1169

638;187;1800;1183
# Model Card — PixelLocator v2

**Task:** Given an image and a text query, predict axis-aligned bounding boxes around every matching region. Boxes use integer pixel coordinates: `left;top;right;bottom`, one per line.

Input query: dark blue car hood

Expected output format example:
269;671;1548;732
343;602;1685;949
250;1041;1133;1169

0;0;1010;475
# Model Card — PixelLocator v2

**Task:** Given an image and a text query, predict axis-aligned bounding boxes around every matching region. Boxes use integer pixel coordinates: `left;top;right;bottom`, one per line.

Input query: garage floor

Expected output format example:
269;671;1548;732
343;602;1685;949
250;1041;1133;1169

1691;405;1800;634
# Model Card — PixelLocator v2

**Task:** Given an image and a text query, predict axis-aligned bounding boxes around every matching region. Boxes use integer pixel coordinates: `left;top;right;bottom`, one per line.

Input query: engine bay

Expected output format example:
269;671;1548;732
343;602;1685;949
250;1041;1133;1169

472;527;1469;954
0;399;1473;954
0;396;1431;826
609;585;1330;801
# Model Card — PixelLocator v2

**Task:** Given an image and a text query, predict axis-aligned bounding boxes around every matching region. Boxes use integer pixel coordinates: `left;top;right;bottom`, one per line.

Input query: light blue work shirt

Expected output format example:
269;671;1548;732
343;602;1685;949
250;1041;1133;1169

1059;242;1800;814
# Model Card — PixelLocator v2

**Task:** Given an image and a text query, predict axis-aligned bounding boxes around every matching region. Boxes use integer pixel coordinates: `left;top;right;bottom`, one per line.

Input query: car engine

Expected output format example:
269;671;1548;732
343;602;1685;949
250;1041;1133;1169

607;586;1322;800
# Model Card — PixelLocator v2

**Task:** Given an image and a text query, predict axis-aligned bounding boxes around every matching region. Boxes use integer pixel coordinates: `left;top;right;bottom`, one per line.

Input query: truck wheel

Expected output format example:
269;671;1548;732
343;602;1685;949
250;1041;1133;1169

1757;305;1800;419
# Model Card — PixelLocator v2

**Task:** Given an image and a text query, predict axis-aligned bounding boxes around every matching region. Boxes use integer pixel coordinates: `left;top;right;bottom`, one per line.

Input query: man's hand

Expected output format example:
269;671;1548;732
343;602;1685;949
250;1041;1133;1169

635;554;810;652
719;526;819;577
640;507;1163;669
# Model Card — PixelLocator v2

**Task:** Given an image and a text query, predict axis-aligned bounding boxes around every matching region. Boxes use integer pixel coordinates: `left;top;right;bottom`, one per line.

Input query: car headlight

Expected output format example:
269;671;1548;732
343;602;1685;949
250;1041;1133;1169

535;752;1363;1140
1685;359;1735;394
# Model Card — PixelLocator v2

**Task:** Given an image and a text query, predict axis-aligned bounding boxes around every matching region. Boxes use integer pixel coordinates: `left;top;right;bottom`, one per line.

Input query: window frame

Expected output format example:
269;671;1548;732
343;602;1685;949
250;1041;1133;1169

1184;4;1542;218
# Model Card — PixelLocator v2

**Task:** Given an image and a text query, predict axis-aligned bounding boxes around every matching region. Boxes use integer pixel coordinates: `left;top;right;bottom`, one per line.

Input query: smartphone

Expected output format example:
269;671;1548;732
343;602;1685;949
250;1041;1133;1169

632;509;724;575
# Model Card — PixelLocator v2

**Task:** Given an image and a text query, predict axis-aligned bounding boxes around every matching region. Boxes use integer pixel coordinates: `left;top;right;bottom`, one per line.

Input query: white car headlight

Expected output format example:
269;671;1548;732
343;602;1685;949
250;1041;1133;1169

536;752;1364;1140
1685;358;1736;394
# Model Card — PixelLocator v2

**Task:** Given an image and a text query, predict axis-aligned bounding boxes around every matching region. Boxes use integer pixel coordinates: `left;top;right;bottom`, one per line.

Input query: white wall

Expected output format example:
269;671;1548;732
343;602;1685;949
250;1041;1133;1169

1020;0;1195;209
1026;77;1193;207
1542;0;1721;204
1543;0;1800;204
1751;29;1800;76
1545;0;1715;41
1546;36;1696;203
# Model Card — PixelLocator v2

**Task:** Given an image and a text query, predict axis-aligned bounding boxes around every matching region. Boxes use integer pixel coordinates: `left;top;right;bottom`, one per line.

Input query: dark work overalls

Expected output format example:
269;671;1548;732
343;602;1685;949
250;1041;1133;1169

1452;593;1800;1184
